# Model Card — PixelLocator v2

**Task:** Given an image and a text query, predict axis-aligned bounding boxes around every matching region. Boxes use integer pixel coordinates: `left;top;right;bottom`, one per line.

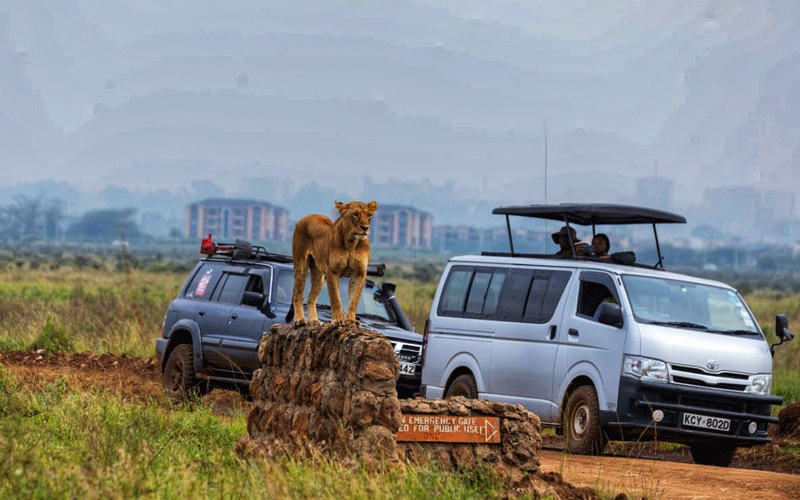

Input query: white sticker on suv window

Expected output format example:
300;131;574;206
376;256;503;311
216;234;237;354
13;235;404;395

195;270;213;297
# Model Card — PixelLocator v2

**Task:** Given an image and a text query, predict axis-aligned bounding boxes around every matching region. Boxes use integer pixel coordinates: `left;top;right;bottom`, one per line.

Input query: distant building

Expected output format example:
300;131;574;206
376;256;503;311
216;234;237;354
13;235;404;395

372;204;433;249
185;198;289;242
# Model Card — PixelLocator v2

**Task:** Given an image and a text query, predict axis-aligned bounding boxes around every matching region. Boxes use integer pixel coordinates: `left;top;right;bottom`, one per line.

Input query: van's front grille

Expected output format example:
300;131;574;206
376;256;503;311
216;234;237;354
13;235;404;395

670;364;749;392
391;341;422;364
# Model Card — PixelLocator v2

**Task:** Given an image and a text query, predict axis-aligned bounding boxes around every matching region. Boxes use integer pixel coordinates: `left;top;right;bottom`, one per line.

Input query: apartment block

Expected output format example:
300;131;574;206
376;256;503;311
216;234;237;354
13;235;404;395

372;204;433;249
186;198;289;242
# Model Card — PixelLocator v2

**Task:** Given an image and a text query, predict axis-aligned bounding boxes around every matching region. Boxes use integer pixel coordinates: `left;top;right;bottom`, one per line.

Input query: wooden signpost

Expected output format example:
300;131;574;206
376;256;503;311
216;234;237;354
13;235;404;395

396;414;500;443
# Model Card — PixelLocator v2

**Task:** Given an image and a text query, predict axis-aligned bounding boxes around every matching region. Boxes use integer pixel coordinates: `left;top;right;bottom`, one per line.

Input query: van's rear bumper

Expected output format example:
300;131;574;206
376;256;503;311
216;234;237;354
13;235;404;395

605;377;781;447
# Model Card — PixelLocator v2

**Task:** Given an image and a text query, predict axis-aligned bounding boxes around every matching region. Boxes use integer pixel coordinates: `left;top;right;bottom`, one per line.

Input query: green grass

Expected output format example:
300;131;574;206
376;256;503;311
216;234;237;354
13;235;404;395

0;367;522;500
0;265;184;358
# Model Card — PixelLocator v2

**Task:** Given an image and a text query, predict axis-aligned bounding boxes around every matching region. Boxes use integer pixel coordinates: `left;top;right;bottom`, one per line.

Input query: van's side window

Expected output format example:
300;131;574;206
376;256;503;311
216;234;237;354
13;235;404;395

439;267;472;314
465;270;493;315
482;270;506;316
577;272;619;320
496;269;533;319
441;266;570;322
525;271;571;323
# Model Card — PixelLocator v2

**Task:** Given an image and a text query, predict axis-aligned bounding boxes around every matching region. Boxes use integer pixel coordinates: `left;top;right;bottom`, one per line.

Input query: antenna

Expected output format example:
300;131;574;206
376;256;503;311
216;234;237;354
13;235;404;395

543;117;549;253
543;117;548;204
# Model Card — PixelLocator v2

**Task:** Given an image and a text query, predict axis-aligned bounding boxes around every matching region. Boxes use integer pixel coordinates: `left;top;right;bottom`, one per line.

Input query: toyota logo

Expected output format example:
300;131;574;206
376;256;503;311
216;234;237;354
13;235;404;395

706;359;720;371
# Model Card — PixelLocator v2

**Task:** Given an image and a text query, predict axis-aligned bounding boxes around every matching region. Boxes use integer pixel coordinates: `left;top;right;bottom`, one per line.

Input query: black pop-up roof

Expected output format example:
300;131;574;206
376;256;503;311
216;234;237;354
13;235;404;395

489;203;686;268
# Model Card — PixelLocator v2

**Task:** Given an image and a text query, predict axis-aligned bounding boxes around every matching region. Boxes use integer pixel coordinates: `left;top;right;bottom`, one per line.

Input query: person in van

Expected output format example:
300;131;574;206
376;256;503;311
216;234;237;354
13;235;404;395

591;233;611;258
552;226;588;256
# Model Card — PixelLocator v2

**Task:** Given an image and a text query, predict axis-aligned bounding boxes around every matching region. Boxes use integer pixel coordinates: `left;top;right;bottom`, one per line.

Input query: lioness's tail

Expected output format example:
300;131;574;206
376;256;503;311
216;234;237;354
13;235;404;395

285;303;294;323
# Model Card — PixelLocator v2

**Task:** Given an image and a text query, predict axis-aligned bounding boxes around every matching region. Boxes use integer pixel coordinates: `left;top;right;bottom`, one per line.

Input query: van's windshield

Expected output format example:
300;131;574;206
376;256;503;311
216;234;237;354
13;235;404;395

621;275;761;337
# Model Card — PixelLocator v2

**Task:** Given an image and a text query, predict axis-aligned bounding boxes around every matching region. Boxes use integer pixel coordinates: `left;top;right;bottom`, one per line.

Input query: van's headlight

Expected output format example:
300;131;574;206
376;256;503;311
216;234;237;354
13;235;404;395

748;375;772;395
623;356;668;382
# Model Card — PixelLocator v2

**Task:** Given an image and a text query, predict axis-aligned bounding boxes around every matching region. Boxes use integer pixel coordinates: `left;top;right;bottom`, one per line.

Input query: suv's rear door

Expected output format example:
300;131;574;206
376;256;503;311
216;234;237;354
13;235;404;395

219;270;272;376
199;270;247;372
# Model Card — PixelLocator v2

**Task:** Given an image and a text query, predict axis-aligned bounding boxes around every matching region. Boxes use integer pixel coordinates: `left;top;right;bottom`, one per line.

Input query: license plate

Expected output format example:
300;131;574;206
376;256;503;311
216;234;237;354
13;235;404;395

682;412;731;432
399;362;416;375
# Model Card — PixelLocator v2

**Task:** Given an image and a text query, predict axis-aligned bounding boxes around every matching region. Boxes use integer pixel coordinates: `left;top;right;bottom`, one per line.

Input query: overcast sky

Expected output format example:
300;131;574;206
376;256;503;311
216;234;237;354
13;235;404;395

2;0;797;218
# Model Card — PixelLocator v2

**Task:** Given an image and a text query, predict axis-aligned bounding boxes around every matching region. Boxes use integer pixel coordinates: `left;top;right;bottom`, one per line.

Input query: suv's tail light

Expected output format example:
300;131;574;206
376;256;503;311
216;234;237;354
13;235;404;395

421;318;430;367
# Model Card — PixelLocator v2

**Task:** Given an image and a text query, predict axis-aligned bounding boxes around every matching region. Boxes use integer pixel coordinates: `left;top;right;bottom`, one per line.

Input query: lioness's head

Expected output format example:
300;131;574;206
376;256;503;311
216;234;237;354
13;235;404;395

336;200;378;240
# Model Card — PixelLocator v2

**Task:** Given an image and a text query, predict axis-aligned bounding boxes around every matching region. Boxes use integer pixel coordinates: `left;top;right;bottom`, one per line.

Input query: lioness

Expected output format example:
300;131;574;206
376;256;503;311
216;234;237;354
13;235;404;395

286;200;378;327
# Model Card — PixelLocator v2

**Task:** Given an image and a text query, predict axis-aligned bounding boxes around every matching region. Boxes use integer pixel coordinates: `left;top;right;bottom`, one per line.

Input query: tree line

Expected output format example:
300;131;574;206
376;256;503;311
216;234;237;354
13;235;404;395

1;194;144;243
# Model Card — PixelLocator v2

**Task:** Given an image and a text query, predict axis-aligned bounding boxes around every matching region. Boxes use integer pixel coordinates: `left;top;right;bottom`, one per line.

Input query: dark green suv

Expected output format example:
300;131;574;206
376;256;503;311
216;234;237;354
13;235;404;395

155;237;422;399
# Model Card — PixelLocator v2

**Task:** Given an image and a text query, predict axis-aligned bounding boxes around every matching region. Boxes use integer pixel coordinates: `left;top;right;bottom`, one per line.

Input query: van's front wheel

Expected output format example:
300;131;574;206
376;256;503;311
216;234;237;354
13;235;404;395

445;374;478;399
563;385;607;455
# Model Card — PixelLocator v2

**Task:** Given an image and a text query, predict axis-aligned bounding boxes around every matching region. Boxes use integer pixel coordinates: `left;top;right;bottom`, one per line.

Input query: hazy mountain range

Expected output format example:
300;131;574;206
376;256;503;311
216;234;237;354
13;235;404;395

1;0;799;230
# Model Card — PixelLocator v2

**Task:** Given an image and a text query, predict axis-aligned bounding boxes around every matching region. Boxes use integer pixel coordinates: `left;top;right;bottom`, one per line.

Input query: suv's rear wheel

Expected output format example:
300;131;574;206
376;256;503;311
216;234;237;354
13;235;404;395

563;385;607;455
163;343;200;402
445;374;478;399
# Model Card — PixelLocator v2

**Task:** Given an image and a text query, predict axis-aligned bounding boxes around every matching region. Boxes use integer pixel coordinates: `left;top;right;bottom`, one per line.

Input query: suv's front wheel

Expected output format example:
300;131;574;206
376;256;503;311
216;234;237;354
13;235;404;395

163;343;200;402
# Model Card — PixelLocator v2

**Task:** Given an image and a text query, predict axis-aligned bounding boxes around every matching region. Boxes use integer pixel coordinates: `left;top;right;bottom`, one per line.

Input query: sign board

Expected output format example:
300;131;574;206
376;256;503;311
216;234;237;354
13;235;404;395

396;414;500;443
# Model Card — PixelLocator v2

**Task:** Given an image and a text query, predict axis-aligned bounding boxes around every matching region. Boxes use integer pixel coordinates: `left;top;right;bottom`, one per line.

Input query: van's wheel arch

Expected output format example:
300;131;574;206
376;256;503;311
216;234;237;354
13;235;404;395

445;373;478;399
563;384;607;455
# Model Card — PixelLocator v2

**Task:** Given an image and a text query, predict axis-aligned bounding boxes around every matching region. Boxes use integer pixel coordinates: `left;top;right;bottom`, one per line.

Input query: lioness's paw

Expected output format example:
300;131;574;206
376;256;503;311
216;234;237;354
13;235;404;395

293;319;307;328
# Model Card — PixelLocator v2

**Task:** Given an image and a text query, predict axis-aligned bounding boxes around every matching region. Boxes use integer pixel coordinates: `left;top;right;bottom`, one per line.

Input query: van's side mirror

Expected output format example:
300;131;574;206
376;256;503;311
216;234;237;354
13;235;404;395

771;314;794;356
596;302;623;328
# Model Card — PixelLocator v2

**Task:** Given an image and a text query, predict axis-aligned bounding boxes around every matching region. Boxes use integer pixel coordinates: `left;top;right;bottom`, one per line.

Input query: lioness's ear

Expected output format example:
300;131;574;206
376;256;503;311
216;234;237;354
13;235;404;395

367;201;378;215
335;201;347;215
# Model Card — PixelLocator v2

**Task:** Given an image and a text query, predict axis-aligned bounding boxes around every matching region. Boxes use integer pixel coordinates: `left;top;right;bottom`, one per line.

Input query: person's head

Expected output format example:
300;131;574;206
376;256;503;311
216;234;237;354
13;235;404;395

592;233;610;255
552;226;578;249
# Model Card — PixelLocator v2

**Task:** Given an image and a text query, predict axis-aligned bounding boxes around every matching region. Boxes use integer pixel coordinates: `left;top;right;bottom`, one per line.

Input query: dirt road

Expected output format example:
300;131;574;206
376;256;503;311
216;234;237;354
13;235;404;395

2;349;799;499
539;450;800;500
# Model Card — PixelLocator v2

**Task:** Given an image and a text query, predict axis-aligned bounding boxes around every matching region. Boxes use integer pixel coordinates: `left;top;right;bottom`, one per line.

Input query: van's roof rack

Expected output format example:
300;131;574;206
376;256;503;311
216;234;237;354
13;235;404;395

198;234;386;276
490;204;686;269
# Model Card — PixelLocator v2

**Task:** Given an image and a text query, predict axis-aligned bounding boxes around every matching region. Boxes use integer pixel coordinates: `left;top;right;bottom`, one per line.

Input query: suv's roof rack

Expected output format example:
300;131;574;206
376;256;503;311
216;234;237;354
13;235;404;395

201;234;293;264
490;203;686;269
198;234;386;276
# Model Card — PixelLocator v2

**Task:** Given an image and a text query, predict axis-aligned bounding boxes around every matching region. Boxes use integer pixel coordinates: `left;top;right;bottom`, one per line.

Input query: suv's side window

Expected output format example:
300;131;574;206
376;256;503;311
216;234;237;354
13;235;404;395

184;262;225;300
214;273;249;305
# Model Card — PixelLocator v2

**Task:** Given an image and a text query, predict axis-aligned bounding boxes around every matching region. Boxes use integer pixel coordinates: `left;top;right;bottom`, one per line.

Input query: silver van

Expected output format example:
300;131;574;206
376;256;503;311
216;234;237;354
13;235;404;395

421;204;793;466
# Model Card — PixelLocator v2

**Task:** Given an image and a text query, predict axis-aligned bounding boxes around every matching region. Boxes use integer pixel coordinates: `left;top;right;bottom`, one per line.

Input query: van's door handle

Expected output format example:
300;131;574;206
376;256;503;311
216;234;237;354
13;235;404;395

548;325;557;340
568;328;579;337
231;313;238;320
198;310;205;316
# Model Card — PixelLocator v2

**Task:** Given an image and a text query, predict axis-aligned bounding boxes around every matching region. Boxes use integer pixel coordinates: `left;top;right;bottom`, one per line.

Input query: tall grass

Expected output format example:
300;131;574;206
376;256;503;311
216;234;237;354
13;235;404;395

0;265;183;358
0;262;798;404
0;367;516;500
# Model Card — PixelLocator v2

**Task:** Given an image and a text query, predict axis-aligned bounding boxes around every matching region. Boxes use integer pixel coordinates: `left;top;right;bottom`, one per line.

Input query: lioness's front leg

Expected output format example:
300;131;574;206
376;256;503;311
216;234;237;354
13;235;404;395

327;272;345;325
344;271;366;326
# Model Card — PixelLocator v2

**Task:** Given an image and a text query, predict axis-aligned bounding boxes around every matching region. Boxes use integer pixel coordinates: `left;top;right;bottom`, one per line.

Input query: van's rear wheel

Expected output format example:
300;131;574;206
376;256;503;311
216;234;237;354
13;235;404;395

445;374;478;399
690;443;736;467
563;385;607;455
